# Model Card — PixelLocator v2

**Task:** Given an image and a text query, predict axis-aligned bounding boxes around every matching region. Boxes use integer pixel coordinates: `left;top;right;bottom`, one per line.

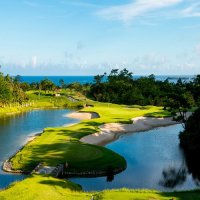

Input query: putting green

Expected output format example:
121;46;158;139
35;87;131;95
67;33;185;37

10;140;125;172
63;143;103;161
10;103;169;173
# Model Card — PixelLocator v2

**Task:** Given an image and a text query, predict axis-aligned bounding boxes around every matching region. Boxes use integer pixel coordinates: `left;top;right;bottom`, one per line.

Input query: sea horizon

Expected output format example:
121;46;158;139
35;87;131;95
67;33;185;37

16;75;196;85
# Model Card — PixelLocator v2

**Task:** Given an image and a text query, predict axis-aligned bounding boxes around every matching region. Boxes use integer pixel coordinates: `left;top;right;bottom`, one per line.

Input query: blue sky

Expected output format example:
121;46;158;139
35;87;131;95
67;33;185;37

0;0;200;75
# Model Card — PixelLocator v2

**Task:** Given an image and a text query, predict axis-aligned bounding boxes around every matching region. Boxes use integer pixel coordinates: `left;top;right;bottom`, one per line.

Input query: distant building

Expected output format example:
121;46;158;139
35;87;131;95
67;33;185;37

54;88;61;97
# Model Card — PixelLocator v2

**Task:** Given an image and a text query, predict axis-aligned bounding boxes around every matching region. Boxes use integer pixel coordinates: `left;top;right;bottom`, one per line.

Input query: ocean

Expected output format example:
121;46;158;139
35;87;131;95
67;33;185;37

19;75;195;85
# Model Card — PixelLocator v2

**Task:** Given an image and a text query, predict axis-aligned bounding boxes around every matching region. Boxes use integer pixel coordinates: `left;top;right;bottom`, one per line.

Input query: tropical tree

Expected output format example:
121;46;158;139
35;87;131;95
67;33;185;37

0;73;12;106
59;79;65;89
40;79;55;94
179;107;200;182
166;90;194;127
179;107;200;153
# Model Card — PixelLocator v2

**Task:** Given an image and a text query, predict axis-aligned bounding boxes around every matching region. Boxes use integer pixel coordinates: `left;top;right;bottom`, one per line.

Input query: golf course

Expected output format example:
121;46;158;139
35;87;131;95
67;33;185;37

1;100;200;199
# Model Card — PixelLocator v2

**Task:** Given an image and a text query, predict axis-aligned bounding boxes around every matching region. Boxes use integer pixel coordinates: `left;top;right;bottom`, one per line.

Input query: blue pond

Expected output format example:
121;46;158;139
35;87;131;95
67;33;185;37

70;125;199;191
0;109;78;189
0;111;199;192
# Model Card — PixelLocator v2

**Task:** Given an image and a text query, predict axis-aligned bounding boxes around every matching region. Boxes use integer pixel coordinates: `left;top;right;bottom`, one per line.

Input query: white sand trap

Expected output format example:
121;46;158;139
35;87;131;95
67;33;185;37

80;116;179;146
66;112;99;120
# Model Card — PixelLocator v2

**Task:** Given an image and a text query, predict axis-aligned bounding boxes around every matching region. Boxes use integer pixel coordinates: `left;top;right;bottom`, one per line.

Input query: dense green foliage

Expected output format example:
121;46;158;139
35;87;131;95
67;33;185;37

1;68;198;118
0;73;27;106
180;107;200;153
179;107;200;183
89;69;199;108
0;71;86;114
88;69;200;126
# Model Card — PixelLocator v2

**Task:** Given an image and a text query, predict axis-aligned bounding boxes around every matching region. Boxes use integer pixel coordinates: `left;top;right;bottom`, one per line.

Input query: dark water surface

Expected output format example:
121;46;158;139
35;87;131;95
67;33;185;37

0;109;78;189
70;125;200;191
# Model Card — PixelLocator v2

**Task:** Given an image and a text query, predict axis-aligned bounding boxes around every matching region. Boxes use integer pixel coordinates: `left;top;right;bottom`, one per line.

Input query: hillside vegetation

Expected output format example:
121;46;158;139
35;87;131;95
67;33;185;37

0;175;200;200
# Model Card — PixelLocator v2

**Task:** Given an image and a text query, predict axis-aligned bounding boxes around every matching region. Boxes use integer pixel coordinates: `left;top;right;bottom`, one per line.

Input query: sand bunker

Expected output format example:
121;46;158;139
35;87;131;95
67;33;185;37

66;111;99;120
80;116;179;146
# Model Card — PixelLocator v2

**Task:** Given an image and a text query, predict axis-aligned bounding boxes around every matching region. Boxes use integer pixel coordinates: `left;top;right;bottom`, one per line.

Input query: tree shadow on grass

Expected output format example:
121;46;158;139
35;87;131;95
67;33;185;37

82;121;104;127
144;111;172;118
39;179;81;191
111;118;132;124
13;137;126;173
44;125;99;139
160;190;200;200
11;119;126;173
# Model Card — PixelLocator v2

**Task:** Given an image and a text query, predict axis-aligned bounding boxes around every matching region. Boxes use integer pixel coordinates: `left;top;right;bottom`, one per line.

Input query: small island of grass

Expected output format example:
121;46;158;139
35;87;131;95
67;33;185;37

6;102;170;175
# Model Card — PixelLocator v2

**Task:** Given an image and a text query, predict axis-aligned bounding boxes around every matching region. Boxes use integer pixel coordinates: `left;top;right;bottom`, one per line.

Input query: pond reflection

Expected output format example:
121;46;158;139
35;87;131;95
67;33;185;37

159;165;187;188
184;152;200;185
70;125;199;191
106;168;115;182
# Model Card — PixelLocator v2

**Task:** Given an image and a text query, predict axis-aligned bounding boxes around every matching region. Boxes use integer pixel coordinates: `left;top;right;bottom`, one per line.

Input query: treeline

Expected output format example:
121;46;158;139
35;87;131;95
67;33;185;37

1;68;200;110
89;69;200;108
0;72;89;106
19;78;89;94
0;73;27;106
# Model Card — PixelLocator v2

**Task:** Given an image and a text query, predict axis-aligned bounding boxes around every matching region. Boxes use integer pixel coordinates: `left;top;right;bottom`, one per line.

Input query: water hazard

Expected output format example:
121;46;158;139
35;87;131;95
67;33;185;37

0;109;78;189
1;111;199;192
70;125;200;191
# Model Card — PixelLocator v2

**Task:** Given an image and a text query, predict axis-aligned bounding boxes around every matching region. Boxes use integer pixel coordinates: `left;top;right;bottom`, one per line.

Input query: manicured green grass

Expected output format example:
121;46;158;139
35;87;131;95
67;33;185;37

0;175;90;200
0;106;22;115
0;90;85;116
1;101;199;199
11;139;126;172
94;189;200;200
0;175;199;200
10;102;169;173
82;102;171;124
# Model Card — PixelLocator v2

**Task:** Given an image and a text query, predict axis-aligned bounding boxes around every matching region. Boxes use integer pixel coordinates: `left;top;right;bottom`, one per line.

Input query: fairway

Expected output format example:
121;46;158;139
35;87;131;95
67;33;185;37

1;102;200;199
9;102;169;173
62;143;103;161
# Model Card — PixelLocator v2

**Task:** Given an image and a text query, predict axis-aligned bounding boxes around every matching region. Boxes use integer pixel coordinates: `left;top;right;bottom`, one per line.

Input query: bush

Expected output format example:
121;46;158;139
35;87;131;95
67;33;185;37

179;107;200;153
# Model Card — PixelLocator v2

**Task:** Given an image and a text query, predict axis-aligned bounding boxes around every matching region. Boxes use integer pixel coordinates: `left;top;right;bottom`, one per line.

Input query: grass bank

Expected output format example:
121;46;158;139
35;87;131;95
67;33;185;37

9;102;169;173
94;189;200;200
1;102;200;199
3;102;195;200
0;175;199;200
0;90;84;116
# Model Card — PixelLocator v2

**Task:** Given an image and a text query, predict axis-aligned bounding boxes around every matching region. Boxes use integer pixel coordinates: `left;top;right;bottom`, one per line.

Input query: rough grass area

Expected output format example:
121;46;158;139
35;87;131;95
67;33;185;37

10;102;169;172
0;90;84;116
0;175;199;200
0;175;90;200
26;90;84;108
94;189;200;200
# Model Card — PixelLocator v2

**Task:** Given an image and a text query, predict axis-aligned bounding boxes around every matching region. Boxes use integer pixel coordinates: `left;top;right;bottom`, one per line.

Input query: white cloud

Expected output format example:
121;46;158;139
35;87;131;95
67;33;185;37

181;2;200;17
31;56;37;67
195;44;200;54
98;0;182;23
